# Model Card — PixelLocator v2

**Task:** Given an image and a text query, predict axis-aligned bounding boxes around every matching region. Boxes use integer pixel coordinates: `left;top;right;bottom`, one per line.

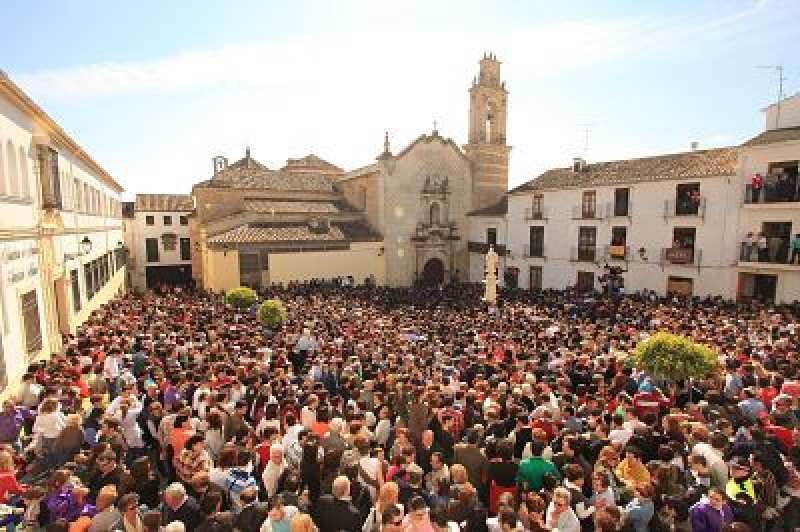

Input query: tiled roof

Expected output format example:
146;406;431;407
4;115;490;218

244;200;339;214
198;152;338;192
208;224;346;244
282;154;343;174
467;197;507;217
743;126;800;147
134;194;194;211
510;147;739;194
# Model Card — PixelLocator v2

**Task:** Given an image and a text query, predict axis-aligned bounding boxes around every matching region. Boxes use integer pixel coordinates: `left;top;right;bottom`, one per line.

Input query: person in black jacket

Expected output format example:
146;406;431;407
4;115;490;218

161;482;204;531
314;476;363;532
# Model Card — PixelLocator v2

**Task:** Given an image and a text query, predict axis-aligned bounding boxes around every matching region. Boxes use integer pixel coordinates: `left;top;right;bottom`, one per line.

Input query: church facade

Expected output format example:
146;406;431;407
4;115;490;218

338;54;510;286
188;55;510;290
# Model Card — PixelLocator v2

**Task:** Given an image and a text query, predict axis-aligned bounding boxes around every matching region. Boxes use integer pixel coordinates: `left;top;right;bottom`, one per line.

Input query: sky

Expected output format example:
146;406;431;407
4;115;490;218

2;0;799;198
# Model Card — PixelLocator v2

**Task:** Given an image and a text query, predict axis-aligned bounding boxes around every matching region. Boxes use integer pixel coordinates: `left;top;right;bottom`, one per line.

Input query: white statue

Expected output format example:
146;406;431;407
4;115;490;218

483;246;499;305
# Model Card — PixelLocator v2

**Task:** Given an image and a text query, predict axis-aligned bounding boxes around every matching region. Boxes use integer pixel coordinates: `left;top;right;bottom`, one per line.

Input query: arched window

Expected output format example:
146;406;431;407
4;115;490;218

18;146;29;199
485;103;494;143
430;202;441;225
6;141;18;197
0;139;6;196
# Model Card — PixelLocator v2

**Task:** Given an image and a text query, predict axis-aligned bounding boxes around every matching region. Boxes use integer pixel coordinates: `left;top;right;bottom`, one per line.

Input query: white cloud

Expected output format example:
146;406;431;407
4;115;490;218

9;0;790;194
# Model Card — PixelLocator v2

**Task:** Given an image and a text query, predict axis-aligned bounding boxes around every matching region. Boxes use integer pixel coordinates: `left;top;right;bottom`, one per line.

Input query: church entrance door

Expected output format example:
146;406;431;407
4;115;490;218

420;258;445;285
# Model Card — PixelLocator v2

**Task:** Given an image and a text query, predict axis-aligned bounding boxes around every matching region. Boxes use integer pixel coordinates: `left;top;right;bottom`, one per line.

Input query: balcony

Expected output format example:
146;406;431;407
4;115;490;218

571;206;604;220
468;241;507;255
661;247;702;267
524;207;549;221
664;198;706;219
743;184;800;206
603;244;630;261
570;247;597;263
605;201;632;218
523;244;546;259
738;241;799;270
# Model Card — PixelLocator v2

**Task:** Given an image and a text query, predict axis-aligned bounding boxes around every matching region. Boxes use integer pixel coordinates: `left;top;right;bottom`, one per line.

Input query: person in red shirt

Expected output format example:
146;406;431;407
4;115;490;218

632;380;671;419
0;448;26;502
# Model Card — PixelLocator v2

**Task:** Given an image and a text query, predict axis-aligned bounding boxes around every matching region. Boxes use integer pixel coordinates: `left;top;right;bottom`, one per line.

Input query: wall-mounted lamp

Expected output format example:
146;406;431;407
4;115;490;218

378;246;385;256
80;236;92;255
638;247;648;261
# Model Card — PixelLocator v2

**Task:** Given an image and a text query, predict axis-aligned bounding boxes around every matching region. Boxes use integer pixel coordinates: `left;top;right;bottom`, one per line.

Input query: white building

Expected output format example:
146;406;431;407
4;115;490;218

125;194;194;292
496;149;742;298
736;92;800;303
0;71;125;391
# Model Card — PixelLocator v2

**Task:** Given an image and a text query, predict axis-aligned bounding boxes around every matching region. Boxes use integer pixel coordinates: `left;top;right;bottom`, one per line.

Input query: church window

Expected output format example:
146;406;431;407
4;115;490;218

430;202;441;225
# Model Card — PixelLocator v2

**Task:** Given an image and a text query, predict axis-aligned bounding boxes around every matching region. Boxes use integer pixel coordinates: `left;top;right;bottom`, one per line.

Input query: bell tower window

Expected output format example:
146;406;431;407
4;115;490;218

430;202;441;225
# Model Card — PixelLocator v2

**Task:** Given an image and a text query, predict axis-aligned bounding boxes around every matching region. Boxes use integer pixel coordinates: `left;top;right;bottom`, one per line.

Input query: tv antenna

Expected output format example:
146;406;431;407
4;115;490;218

579;123;596;159
759;65;787;129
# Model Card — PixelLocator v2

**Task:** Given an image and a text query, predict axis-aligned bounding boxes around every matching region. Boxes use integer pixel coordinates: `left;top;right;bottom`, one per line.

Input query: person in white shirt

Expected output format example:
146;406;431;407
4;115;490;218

546;488;581;532
103;352;121;399
300;397;318;430
261;444;287;499
32;398;66;467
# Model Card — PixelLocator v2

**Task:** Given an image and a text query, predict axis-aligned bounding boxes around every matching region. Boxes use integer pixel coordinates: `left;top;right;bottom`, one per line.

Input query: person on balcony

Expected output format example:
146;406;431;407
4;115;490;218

757;232;769;262
750;174;763;203
789;234;800;265
743;233;757;262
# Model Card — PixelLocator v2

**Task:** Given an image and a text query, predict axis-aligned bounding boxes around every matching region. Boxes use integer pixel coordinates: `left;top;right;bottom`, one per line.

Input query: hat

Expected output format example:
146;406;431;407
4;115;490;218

729;457;750;472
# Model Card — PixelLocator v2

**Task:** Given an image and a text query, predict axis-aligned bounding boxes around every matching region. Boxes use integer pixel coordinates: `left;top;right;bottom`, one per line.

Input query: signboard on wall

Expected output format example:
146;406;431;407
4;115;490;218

665;247;693;264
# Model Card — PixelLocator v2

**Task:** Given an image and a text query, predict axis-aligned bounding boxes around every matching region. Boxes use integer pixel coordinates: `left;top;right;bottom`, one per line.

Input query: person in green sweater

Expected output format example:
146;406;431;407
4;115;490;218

517;440;560;492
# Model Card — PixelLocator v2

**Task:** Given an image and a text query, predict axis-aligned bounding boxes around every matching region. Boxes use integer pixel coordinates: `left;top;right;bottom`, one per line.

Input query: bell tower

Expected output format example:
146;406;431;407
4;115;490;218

464;53;510;211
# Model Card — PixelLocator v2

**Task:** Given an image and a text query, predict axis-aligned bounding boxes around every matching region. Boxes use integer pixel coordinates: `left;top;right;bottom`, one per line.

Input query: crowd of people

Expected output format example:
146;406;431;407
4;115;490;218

0;281;799;532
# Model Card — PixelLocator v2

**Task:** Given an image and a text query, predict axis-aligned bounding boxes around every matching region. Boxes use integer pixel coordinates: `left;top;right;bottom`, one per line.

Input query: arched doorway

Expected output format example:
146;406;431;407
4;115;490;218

420;258;445;285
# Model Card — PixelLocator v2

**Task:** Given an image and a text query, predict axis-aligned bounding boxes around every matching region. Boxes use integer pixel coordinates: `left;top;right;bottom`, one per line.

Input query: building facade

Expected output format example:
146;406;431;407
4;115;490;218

190;150;384;292
736;93;800;303
337;54;510;287
0;72;125;391
496;149;742;298
125;194;194;292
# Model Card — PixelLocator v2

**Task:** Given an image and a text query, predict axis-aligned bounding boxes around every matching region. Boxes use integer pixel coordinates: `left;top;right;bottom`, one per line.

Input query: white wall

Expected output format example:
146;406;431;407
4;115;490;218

467;216;506;284
129;210;192;291
737;138;800;303
506;174;741;298
765;94;800;131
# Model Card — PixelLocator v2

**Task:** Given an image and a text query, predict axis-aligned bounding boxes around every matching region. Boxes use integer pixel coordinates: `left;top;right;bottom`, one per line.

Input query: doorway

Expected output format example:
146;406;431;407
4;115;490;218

666;276;693;296
529;266;543;291
420;258;445;285
738;273;777;302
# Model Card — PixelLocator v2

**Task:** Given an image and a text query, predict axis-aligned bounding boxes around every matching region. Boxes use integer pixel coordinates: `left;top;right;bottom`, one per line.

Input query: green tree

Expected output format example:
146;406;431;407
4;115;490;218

259;299;288;329
632;332;719;382
225;286;257;309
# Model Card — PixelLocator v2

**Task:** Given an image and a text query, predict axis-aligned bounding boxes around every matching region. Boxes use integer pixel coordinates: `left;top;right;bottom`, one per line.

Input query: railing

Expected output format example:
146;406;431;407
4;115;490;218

743;184;800;204
664;197;706;218
570;246;597;262
603;245;630;261
523;244;546;259
739;241;795;264
660;247;702;266
605;201;632;218
524;207;548;220
571;206;604;220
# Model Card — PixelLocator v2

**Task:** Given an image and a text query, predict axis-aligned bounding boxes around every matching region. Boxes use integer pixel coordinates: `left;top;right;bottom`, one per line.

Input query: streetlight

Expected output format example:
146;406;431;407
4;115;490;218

79;236;92;255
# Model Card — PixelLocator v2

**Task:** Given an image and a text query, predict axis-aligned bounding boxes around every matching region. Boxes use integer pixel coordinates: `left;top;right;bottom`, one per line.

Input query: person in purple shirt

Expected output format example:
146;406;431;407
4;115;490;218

0;400;33;451
690;487;734;532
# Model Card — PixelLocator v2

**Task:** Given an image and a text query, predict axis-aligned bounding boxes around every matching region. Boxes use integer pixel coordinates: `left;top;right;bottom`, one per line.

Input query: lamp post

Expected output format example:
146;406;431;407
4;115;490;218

79;236;92;255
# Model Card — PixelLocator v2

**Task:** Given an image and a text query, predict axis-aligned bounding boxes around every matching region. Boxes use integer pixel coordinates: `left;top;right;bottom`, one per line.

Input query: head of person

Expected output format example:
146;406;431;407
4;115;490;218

381;504;405;532
332;475;350;500
118;493;140;519
163;483;187;510
96;485;118;511
551;487;572;514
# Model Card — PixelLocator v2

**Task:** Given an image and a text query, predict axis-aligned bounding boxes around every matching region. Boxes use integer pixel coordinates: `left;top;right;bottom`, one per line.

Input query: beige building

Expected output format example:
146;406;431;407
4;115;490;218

337;54;510;286
0;71;125;392
189;55;511;290
190;150;384;292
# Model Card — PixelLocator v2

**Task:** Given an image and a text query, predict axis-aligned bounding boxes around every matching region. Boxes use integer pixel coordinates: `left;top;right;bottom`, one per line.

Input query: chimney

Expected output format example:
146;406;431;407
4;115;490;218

690;142;699;151
572;157;587;173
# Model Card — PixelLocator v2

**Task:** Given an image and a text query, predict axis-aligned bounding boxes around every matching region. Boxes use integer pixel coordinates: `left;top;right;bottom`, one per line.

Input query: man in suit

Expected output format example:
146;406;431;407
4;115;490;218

161;482;204;531
233;488;270;532
314;475;363;532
